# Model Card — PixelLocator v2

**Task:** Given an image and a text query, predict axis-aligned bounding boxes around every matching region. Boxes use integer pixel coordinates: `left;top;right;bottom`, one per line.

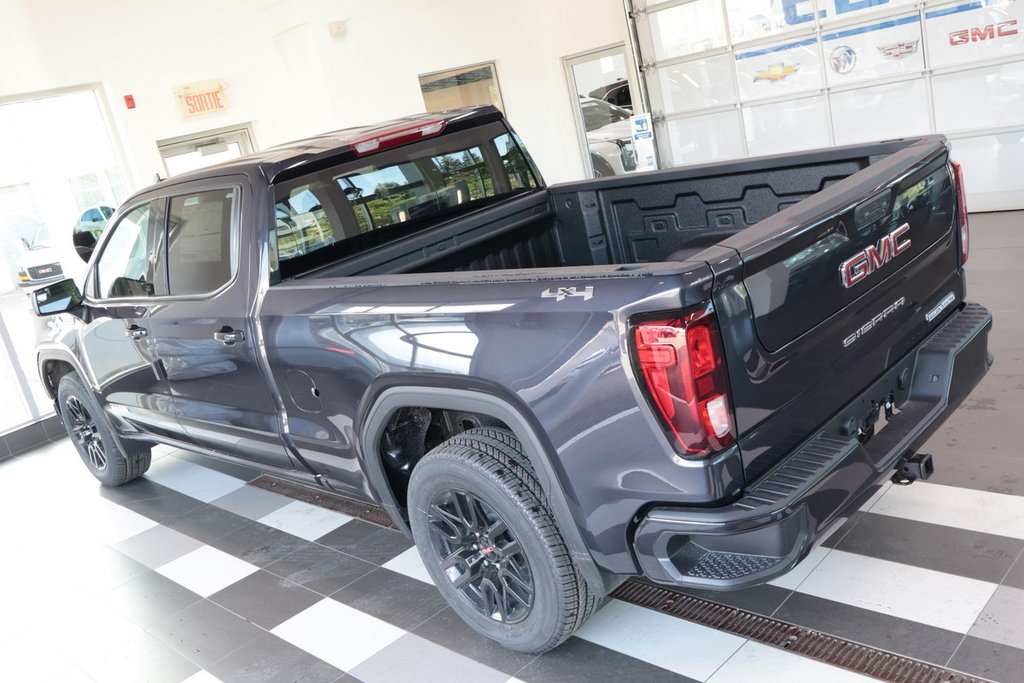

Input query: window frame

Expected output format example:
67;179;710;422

87;180;243;304
87;197;165;302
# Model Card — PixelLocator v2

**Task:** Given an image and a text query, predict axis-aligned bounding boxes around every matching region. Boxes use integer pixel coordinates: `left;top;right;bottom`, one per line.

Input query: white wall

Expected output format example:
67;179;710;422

0;0;629;192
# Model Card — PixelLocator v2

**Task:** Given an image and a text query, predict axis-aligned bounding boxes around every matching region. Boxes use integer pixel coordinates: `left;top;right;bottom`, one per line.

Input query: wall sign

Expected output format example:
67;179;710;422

174;79;229;117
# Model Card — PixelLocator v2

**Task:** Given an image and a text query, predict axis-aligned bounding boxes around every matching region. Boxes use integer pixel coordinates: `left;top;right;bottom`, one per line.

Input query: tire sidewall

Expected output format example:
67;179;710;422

409;453;565;652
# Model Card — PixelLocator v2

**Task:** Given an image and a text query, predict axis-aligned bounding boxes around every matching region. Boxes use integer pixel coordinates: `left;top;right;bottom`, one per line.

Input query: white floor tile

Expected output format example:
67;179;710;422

271;599;405;672
257;500;352;541
870;481;1024;539
769;545;832;591
575;599;745;680
793;549;998;633
707;641;874;682
86;498;159;545
382;547;434;585
144;456;246;503
155;545;259;597
180;671;223;683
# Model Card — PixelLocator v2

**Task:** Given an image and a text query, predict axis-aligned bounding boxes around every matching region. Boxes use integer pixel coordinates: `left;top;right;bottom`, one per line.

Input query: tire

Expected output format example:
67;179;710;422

408;427;597;653
57;372;151;486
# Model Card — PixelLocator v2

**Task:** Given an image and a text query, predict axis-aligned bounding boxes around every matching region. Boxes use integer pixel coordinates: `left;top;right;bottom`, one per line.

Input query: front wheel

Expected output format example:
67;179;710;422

57;372;151;486
408;428;596;653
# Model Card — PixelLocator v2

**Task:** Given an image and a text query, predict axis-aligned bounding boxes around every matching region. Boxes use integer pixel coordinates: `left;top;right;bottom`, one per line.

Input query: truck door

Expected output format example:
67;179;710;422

145;179;294;470
80;198;183;441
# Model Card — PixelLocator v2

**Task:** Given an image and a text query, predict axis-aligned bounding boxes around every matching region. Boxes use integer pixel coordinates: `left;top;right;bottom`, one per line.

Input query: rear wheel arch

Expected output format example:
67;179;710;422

358;383;611;596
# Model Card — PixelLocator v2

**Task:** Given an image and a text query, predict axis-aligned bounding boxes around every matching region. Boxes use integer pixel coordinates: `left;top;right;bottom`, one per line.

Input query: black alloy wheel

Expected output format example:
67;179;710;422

427;487;534;624
57;371;152;487
408;427;599;652
64;394;107;472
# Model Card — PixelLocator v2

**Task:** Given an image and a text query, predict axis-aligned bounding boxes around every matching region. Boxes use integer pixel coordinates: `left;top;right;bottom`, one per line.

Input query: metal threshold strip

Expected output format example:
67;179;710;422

251;475;988;682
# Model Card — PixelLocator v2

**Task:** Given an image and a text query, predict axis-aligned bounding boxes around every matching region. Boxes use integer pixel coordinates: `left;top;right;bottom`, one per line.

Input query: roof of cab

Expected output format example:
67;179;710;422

133;105;504;197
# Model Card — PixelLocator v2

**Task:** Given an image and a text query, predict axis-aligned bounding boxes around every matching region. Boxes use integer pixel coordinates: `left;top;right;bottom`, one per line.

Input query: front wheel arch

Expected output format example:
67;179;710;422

357;383;612;597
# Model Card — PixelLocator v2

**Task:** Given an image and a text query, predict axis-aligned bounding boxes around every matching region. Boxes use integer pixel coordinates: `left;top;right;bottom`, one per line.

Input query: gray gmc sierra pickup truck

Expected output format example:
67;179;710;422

32;106;991;652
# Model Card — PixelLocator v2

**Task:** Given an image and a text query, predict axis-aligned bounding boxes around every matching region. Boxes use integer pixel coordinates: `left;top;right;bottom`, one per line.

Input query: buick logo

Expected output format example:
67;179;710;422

830;46;857;74
840;223;911;288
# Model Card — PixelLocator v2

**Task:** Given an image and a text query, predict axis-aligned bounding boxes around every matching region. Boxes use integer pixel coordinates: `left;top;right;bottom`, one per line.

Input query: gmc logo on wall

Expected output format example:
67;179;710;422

949;20;1018;45
840;224;911;288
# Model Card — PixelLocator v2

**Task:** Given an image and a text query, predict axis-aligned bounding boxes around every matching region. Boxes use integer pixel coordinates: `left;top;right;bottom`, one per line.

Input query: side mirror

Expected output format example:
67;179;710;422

32;279;83;316
73;228;98;263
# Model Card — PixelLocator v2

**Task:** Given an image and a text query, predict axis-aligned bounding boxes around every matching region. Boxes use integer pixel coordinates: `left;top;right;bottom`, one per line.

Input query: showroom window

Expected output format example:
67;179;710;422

418;63;504;112
0;88;129;432
628;0;1024;210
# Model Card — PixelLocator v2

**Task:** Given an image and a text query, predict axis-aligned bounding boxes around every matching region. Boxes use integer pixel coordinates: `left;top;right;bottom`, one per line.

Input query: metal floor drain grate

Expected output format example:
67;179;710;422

248;476;989;682
250;475;398;529
610;581;990;683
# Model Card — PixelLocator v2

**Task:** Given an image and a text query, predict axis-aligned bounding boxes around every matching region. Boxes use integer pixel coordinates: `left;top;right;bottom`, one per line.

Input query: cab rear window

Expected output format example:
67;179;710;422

271;121;539;279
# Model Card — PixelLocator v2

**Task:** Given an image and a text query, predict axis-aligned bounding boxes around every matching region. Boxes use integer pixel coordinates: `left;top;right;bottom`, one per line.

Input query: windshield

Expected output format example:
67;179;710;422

272;121;541;279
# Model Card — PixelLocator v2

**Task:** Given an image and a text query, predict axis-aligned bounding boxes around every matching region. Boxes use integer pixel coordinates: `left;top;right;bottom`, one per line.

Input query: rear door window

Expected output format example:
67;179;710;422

166;188;236;295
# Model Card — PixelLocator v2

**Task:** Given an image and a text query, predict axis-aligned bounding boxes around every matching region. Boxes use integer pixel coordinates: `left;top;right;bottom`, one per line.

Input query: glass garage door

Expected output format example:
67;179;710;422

629;0;1024;210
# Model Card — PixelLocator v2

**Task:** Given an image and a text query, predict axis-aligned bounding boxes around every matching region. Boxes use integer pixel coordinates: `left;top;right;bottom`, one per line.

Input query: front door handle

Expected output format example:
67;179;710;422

213;327;245;345
125;325;148;340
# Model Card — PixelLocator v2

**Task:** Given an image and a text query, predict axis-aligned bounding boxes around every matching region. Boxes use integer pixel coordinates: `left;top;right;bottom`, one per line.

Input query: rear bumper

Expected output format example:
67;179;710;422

632;302;993;590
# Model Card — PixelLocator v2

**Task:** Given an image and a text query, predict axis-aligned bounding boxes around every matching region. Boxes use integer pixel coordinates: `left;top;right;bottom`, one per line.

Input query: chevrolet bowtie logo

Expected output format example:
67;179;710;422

754;63;799;82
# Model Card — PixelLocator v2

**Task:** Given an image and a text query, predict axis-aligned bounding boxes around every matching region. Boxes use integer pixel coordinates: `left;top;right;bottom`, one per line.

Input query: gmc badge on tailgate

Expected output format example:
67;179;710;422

840;223;911;288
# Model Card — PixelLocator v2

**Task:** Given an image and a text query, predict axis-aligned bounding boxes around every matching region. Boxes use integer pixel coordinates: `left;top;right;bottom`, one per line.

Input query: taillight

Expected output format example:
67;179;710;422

952;161;969;265
352;120;446;155
632;303;735;457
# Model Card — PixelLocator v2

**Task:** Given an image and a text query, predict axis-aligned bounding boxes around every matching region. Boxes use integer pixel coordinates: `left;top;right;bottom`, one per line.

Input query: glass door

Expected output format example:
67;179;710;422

157;125;255;177
564;45;645;179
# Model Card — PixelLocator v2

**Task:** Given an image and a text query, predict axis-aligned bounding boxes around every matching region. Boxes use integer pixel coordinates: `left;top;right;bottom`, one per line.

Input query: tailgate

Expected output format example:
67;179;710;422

715;136;965;477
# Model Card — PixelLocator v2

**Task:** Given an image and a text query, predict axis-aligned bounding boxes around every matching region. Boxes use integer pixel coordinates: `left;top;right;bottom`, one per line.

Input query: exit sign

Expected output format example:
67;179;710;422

174;79;229;117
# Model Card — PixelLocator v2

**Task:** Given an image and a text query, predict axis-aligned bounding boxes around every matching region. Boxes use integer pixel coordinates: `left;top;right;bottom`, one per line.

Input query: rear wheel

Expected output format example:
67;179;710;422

57;372;151;486
408;428;597;652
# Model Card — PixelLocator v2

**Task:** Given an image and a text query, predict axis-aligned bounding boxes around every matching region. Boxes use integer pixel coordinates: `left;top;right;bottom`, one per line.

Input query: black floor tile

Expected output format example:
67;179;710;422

209;630;344;682
825;511;1024;584
330;567;447;631
161;503;251;545
208;520;313;568
5;421;49;454
100;479;206;521
773;592;964;666
948;635;1024;683
411;607;538;675
147;599;265;669
42;415;66;440
1003;552;1024;591
516;637;696;682
210;569;322;630
315;519;414;565
265;544;376;596
102;569;203;629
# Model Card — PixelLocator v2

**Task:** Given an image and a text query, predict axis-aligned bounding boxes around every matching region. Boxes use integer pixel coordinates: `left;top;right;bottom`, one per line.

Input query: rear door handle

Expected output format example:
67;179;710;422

125;325;148;340
213;327;245;345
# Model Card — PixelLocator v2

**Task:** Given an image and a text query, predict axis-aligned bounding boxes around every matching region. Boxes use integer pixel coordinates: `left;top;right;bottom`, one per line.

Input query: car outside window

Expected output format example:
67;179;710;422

167;188;236;295
95;202;161;299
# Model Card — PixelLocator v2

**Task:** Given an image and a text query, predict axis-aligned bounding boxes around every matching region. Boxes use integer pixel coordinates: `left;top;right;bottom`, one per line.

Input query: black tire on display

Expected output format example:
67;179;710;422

408;427;597;653
57;372;151;486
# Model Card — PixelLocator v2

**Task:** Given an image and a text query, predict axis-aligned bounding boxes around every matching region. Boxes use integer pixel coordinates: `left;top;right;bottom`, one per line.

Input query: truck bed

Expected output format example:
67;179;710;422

297;141;887;278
